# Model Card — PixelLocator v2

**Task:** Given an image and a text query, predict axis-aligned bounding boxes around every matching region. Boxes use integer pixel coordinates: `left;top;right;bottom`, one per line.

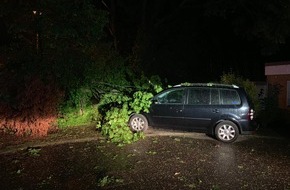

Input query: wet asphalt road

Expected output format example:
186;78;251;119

1;128;290;190
108;129;290;190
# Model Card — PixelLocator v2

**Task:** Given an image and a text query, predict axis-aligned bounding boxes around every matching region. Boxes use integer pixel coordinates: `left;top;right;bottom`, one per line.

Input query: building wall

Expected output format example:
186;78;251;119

266;75;290;109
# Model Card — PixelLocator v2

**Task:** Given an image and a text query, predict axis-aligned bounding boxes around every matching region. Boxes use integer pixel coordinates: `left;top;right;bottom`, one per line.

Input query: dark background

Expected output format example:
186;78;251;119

1;0;290;84
101;0;290;84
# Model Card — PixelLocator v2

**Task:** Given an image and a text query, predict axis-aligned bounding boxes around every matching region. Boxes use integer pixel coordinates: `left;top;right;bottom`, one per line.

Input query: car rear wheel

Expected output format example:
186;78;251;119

129;114;148;132
215;121;239;143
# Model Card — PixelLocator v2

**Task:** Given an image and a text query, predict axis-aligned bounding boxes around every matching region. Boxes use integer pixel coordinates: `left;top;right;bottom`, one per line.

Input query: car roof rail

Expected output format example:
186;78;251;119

173;83;239;88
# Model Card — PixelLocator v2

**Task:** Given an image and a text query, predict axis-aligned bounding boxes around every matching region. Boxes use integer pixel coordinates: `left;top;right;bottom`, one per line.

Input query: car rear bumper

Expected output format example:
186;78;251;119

240;119;259;135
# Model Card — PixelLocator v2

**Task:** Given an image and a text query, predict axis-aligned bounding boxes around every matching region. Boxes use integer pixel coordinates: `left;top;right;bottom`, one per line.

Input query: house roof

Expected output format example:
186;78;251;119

265;61;290;66
265;61;290;75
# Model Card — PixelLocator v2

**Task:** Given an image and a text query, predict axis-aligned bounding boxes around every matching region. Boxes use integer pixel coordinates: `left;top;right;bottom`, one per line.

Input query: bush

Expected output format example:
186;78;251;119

258;84;282;127
56;53;131;129
57;105;100;128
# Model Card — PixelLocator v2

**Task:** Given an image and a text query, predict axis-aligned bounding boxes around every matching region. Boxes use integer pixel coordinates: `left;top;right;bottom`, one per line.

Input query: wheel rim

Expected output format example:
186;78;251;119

217;124;236;141
131;117;145;131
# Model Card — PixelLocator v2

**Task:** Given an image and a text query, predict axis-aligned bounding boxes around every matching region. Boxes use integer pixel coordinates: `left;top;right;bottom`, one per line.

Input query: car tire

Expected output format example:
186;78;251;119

215;121;239;143
129;114;148;132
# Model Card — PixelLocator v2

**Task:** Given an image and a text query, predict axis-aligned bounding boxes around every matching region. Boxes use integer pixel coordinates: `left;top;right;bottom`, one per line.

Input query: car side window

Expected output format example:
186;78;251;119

188;88;210;105
220;89;241;105
156;89;184;104
210;89;219;105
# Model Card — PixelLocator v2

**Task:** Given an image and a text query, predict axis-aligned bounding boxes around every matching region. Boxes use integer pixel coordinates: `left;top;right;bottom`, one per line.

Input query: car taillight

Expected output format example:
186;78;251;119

248;109;254;120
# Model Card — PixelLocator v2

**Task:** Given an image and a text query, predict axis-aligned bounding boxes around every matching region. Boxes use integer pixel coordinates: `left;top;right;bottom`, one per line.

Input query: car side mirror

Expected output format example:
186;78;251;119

152;99;159;104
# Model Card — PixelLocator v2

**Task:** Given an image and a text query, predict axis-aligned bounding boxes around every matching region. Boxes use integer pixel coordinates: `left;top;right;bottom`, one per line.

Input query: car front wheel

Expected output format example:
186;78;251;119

129;114;148;132
215;121;239;143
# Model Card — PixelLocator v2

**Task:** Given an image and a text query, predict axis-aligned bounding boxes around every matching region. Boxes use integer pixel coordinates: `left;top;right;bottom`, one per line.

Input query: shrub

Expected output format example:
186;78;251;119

57;105;100;128
56;54;130;129
258;83;282;127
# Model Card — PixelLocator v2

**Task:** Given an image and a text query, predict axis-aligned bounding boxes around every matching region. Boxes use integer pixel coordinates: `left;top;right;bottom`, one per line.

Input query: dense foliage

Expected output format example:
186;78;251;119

0;0;109;136
97;74;163;144
0;0;164;141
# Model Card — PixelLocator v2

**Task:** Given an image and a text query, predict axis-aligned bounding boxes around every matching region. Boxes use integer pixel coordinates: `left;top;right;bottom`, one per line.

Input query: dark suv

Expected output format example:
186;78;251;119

129;83;257;143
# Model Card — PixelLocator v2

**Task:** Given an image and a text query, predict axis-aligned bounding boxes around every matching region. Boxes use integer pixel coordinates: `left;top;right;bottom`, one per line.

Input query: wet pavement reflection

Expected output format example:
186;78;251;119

0;131;290;189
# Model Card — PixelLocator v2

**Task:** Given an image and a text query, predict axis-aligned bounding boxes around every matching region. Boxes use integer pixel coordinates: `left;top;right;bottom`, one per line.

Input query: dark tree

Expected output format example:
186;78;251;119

104;0;290;82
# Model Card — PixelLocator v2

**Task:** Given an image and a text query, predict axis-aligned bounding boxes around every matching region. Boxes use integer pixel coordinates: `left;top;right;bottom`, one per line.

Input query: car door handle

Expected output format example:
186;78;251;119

170;107;182;113
212;109;219;113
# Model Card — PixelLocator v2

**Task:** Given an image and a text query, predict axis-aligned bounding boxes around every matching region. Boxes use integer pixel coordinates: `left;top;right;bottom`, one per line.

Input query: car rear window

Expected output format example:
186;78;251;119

220;89;241;105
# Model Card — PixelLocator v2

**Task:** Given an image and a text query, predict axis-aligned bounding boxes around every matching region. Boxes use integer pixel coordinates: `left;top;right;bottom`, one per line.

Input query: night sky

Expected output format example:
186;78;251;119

105;0;290;84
